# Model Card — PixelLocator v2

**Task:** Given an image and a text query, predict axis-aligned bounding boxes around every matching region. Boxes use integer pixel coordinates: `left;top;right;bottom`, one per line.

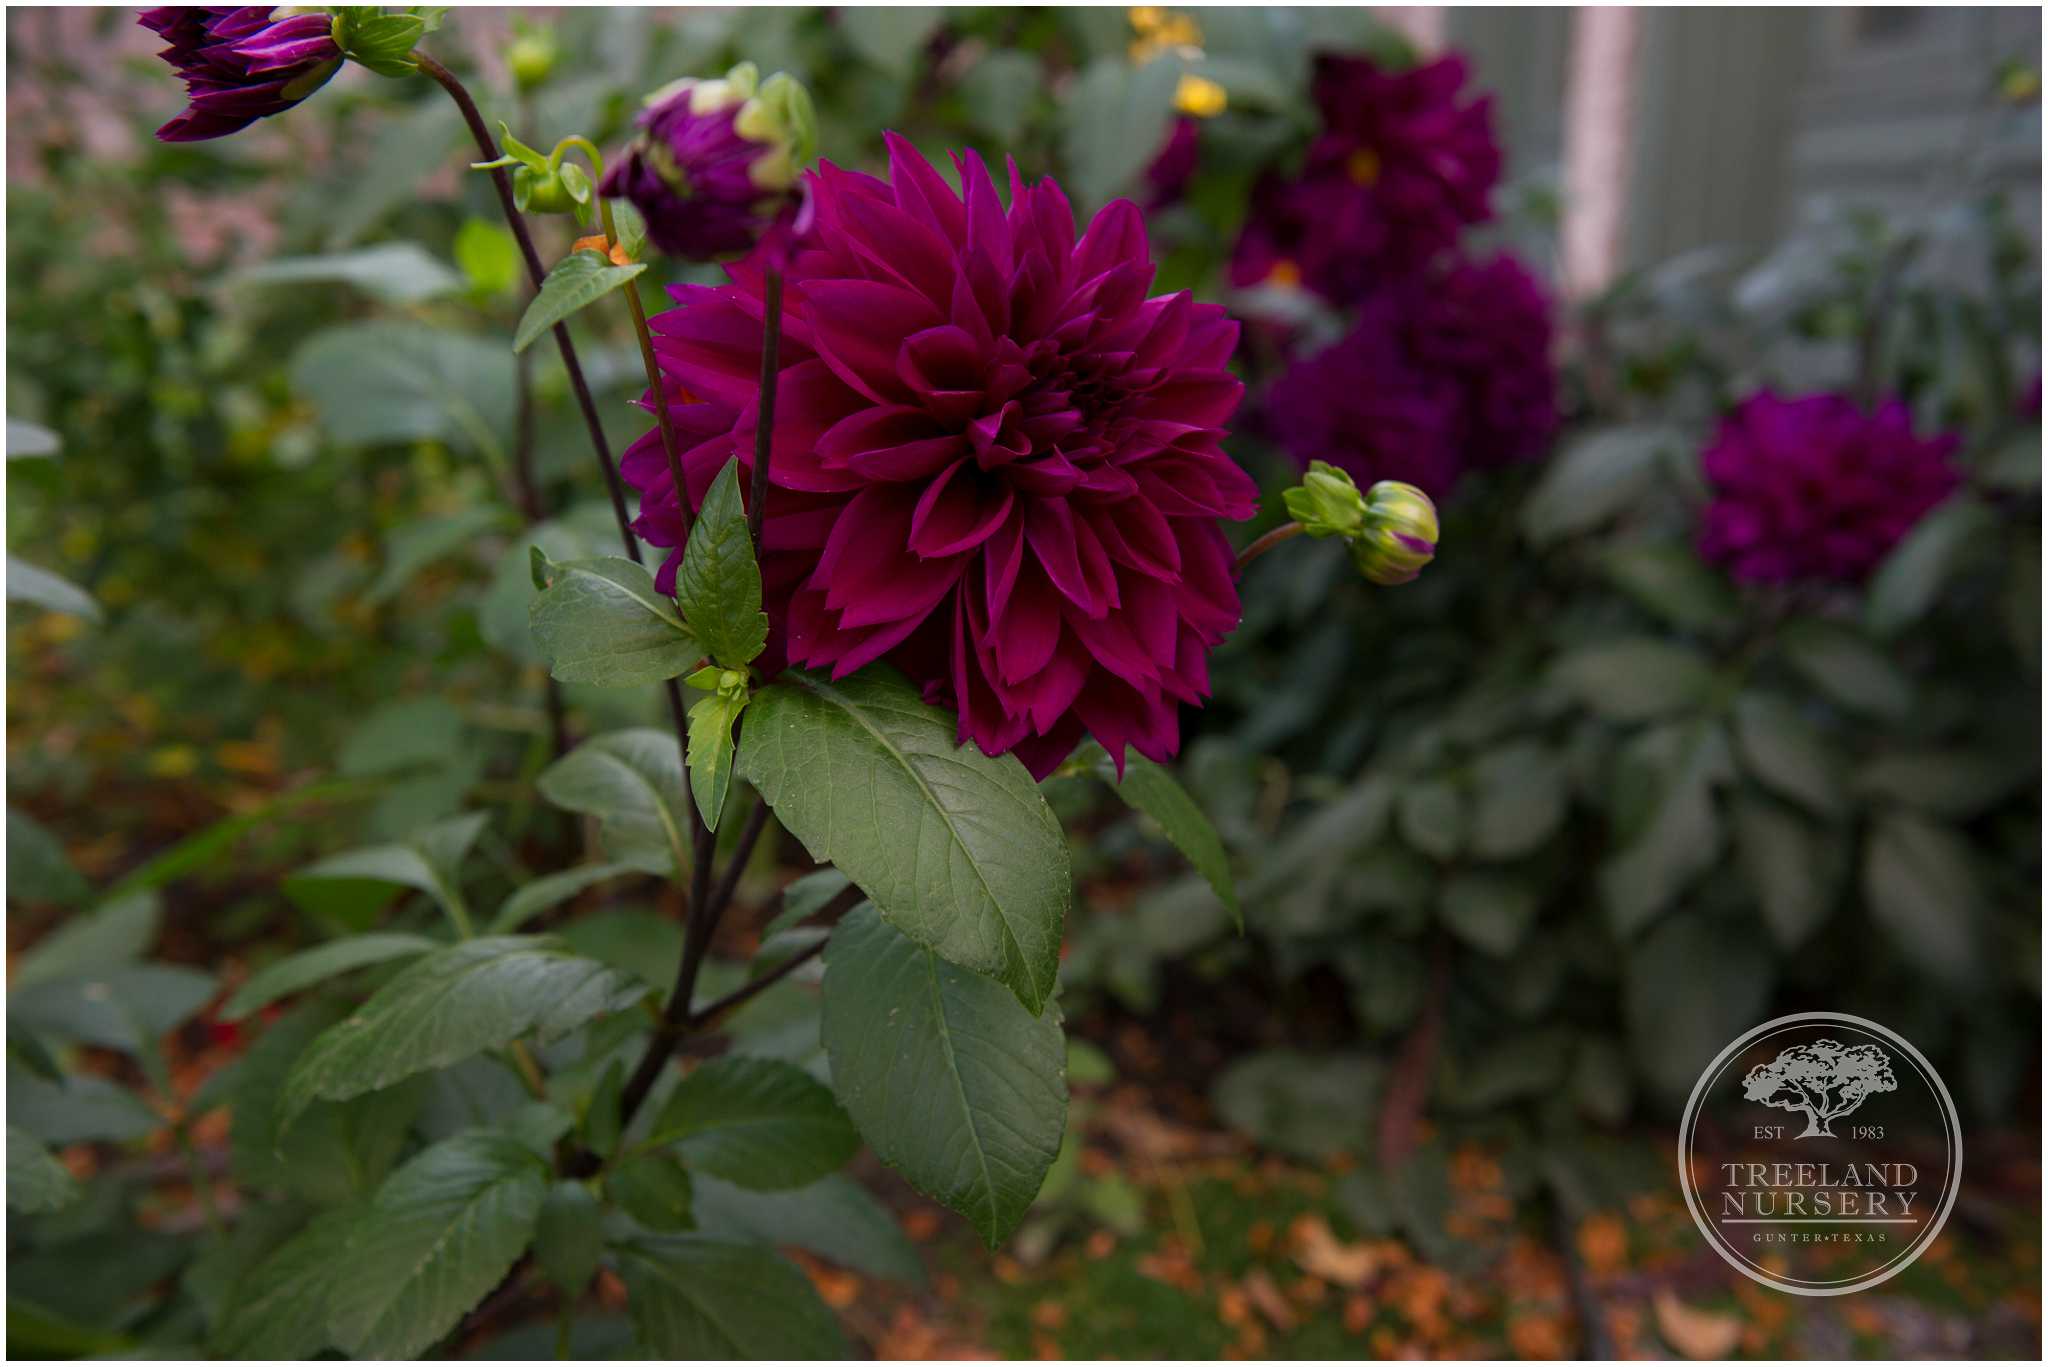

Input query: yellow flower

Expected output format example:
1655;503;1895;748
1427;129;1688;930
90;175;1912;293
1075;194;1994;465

1128;6;1203;62
1173;73;1227;119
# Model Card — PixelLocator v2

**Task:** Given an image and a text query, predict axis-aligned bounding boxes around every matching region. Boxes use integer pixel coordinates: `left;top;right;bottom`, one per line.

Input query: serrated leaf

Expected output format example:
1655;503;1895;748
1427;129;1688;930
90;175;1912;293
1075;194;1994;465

487;861;641;935
284;811;488;934
212;1203;368;1360
222;933;440;1021
536;1181;605;1294
741;666;1070;1014
7;556;101;621
279;937;646;1130
687;691;748;831
326;1133;549;1359
11;891;158;988
8;1127;79;1213
675;458;768;669
610;1151;697;1231
231;999;425;1205
692;1173;926;1286
530;555;700;686
822;905;1066;1246
537;728;691;875
618;1235;849;1359
649;1056;858;1191
1078;742;1238;926
513;251;649;353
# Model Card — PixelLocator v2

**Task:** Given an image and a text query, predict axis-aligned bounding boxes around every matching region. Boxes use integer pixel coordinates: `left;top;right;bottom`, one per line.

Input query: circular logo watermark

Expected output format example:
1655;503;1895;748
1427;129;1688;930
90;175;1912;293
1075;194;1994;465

1676;1011;1962;1297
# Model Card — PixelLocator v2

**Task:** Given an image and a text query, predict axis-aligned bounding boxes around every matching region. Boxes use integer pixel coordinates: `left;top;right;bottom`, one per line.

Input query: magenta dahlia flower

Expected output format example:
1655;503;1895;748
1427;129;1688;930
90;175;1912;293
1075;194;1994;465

622;134;1255;778
1265;253;1556;497
1144;117;1201;209
1230;53;1500;305
1698;392;1962;584
140;7;342;143
601;64;815;262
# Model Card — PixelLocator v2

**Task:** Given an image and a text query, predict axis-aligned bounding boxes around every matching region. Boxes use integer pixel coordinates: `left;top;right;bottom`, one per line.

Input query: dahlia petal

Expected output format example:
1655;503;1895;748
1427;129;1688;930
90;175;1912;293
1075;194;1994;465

802;279;942;404
909;460;1016;559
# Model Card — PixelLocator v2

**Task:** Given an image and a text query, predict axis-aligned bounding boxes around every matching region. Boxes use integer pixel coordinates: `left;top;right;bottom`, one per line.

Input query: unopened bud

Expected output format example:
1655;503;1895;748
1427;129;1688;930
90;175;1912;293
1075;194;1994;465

507;25;558;91
1351;481;1439;586
1282;460;1368;539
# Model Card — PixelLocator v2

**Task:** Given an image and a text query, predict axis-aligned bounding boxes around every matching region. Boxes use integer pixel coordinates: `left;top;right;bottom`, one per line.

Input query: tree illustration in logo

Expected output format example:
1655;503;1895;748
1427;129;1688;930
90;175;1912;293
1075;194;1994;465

1742;1039;1898;1138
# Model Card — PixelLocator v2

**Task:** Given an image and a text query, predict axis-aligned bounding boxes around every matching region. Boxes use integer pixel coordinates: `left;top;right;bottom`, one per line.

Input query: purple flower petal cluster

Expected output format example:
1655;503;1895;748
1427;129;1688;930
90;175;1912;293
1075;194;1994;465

623;134;1257;778
1698;392;1962;584
600;68;809;263
1266;254;1558;497
140;7;341;143
1143;117;1201;209
1231;53;1499;306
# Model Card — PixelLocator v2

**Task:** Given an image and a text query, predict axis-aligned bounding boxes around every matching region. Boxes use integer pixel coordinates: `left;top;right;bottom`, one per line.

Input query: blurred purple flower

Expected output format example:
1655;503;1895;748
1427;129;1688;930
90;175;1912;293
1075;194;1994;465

140;7;341;143
1230;52;1500;305
1143;117;1201;208
600;66;812;263
1698;392;1962;584
623;133;1255;778
1266;253;1558;497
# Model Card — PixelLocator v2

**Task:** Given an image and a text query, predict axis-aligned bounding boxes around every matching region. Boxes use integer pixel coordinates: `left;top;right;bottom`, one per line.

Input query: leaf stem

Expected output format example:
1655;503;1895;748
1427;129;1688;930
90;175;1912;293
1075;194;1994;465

414;49;642;566
508;1040;548;1099
748;269;784;555
1234;520;1305;575
601;195;693;546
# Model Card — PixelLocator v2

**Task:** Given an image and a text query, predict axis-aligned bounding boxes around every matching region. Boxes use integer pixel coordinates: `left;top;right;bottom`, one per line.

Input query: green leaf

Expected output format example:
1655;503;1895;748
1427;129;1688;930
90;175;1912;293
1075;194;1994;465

530;555;701;686
454;217;522;297
821;906;1066;1246
212;1204;367;1360
291;320;514;455
537;728;691;875
535;1181;605;1295
326;1133;549;1359
1864;496;1996;637
6;809;88;905
959;50;1043;143
279;937;646;1129
1396;779;1466;860
1625;914;1775;1104
1731;692;1845;816
10;962;214;1056
1078;742;1239;927
692;1173;926;1286
284;811;488;934
1521;424;1684;545
1438;872;1540;956
1060;56;1182;212
513;251;649;353
675;458;768;670
618;1235;849;1359
1780;621;1912;721
687;690;749;832
1468;742;1568;860
229;242;462;304
741;666;1070;1014
649;1056;858;1191
1855;746;2031;820
11;891;158;987
1548;638;1716;723
7;557;100;621
762;867;853;938
231;999;425;1205
8;1069;161;1144
222;933;440;1021
1864;813;1985;989
1732;796;1838;951
339;10;426;77
487;861;641;935
839;5;944;76
339;698;467;776
1599;543;1738;633
1210;1050;1380;1160
609;1151;697;1232
1598;721;1730;938
366;505;514;605
8;1127;78;1213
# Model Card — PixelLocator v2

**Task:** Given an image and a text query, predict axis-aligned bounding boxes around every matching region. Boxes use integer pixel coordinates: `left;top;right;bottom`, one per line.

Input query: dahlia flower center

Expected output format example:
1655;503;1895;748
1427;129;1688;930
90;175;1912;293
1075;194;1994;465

1347;147;1381;187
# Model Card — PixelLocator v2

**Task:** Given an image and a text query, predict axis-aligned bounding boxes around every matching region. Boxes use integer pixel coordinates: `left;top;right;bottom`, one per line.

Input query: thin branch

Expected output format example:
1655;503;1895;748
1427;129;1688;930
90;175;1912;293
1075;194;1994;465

702;800;774;927
1234;520;1305;575
687;938;823;1031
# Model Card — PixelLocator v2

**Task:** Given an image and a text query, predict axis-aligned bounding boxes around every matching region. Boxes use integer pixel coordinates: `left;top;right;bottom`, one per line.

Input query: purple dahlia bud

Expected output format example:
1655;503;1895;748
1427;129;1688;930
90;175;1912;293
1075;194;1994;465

1352;481;1439;586
140;6;342;143
599;62;817;262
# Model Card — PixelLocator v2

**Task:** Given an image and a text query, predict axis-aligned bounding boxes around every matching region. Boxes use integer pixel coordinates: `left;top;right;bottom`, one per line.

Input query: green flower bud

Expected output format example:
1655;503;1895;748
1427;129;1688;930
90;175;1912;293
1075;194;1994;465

507;25;558;91
1282;460;1369;540
1350;481;1439;586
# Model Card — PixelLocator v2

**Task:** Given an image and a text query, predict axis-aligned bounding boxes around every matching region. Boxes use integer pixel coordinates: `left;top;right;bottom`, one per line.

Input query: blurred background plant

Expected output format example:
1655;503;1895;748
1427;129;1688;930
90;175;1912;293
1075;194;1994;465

7;6;2041;1359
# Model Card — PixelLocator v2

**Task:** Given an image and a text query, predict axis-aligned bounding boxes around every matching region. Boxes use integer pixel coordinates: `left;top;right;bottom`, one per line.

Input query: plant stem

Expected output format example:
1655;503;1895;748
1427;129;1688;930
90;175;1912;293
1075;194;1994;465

1234;520;1305;575
701;799;773;927
508;1040;548;1099
599;196;693;546
414;50;642;566
748;270;784;554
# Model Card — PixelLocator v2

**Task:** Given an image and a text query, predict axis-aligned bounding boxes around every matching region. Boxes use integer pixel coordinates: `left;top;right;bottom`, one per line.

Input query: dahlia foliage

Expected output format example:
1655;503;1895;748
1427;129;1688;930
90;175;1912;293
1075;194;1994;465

624;134;1256;777
1698;392;1961;584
